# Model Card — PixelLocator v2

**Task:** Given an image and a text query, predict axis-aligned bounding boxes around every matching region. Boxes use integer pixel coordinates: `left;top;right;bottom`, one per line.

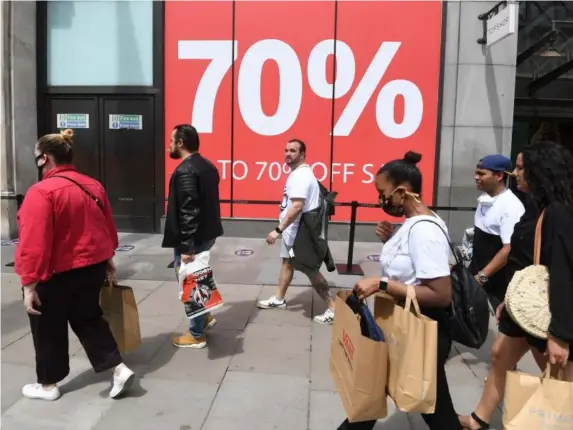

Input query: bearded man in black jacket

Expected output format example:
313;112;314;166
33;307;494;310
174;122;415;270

162;124;223;349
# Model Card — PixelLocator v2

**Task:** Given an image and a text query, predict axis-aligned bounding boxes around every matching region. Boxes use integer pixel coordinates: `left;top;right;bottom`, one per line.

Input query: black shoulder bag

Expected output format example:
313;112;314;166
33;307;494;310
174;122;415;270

408;219;490;349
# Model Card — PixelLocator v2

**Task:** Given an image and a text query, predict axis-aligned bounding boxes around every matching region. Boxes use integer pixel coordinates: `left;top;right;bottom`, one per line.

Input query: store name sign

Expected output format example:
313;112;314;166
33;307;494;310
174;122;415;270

486;2;517;47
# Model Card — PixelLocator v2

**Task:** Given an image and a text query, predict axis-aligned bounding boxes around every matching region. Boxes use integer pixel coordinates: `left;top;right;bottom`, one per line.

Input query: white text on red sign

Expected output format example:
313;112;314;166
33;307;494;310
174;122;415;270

178;39;424;138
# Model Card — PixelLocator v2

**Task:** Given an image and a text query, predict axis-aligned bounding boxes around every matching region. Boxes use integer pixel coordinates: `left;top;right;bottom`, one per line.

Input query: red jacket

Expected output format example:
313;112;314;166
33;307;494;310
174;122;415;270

15;165;118;286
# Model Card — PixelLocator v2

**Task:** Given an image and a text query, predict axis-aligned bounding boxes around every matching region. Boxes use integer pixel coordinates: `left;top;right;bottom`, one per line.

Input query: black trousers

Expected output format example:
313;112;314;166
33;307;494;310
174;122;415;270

337;327;461;430
28;262;122;385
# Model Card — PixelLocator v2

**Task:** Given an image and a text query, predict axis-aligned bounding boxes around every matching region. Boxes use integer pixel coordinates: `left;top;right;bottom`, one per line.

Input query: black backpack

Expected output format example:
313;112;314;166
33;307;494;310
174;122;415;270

409;220;490;349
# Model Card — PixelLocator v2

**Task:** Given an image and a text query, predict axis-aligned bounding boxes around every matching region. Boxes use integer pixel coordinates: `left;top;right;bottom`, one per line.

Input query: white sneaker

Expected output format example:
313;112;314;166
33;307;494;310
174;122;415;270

314;308;335;325
22;383;61;401
257;296;287;310
109;365;135;399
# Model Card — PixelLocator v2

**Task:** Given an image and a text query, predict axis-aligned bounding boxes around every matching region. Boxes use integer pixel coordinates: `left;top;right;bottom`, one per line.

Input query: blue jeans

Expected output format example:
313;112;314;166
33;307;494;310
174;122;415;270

174;240;216;339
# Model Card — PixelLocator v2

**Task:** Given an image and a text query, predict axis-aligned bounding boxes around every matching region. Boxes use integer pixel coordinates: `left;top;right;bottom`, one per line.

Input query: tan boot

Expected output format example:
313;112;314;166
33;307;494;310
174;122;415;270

172;334;207;349
204;314;217;331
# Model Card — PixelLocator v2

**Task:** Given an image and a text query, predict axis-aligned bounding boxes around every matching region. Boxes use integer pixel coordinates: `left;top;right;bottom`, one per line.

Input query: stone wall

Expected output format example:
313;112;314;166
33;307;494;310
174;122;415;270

435;1;519;242
1;1;37;240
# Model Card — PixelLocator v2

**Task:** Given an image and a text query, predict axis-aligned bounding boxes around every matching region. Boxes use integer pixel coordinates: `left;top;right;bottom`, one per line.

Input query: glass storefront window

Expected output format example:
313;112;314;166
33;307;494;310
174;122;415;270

47;0;153;86
517;2;573;80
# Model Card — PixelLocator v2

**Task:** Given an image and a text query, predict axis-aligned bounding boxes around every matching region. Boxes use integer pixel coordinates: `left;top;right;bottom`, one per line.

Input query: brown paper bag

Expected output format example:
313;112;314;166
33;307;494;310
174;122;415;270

330;290;389;422
375;286;438;414
503;365;573;429
100;280;142;355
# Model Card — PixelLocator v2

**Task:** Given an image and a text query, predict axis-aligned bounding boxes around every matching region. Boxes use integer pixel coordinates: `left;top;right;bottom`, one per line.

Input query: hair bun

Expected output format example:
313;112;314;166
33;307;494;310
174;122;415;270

60;129;74;142
403;151;422;165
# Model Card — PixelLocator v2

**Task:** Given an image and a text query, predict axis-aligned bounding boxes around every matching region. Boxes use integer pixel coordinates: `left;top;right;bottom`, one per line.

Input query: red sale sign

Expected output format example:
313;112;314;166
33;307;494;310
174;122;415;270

165;1;233;217
165;1;443;222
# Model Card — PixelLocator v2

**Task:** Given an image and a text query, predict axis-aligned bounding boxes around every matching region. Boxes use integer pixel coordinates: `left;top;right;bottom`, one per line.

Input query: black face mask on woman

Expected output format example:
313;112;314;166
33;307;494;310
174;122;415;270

35;153;46;180
380;188;420;218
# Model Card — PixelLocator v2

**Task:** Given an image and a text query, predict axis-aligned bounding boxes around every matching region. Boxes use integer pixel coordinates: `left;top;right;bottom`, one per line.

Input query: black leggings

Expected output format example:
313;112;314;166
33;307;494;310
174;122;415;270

337;327;461;430
28;262;122;385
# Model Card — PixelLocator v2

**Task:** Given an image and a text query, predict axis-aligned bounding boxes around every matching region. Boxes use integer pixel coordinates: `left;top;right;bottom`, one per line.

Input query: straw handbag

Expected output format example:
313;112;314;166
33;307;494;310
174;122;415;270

505;210;550;339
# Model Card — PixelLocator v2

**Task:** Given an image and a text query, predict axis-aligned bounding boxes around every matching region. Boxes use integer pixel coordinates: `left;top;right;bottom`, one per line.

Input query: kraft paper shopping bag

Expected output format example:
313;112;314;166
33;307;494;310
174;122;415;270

100;280;142;355
503;364;573;430
330;290;389;423
375;286;438;414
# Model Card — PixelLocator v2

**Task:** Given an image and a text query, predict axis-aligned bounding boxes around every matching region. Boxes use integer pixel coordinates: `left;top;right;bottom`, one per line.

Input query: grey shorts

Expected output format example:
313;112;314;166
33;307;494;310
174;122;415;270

280;240;319;278
279;239;292;259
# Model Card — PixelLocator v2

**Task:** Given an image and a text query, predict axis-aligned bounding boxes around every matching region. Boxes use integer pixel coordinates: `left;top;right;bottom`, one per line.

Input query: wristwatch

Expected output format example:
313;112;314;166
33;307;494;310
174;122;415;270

477;272;489;284
275;226;283;234
379;276;389;292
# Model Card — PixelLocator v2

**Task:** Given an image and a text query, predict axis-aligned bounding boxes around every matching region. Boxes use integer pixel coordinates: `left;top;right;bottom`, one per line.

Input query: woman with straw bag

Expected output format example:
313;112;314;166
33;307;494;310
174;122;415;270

459;141;573;430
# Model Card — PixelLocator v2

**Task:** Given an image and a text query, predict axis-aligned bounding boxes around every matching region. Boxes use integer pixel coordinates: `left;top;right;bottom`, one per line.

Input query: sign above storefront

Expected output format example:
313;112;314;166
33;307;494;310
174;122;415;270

484;2;517;47
57;113;89;129
109;114;143;130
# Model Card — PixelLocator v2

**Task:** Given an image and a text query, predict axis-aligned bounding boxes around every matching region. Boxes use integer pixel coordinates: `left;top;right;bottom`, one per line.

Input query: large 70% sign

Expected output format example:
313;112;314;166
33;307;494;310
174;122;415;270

179;39;424;138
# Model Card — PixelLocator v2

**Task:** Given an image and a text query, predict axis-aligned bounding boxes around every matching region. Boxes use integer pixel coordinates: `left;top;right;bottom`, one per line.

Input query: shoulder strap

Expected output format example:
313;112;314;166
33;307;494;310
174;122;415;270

533;209;546;265
406;218;461;266
51;175;104;211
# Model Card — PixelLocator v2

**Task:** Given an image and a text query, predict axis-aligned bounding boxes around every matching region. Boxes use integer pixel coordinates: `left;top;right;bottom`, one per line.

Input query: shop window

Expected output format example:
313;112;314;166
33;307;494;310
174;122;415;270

47;0;153;86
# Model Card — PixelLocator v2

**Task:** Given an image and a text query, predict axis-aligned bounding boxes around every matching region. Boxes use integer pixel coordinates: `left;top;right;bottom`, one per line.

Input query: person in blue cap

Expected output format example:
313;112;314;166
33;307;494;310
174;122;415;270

470;154;524;313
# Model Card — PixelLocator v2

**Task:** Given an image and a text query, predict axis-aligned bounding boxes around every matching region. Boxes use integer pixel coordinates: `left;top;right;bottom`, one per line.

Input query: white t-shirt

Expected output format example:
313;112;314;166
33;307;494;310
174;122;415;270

280;164;321;246
474;189;525;244
379;214;451;286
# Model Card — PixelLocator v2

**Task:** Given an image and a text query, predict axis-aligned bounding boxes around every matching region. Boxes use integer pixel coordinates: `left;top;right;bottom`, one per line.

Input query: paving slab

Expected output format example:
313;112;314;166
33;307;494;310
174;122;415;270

1;273;23;308
144;326;242;385
228;323;311;378
2;357;114;430
310;391;415;430
1;302;31;348
251;285;313;327
1;362;36;413
3;331;83;367
212;284;262;331
202;371;309;430
92;378;219;430
310;323;336;392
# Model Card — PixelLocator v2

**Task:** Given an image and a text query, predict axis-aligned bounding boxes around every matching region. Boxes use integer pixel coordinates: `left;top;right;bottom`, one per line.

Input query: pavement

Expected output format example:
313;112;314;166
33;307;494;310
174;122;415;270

1;234;541;429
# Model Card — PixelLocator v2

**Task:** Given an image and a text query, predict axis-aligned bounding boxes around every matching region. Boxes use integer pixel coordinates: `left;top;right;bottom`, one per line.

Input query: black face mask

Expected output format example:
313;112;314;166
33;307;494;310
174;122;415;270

35;153;45;180
380;193;405;218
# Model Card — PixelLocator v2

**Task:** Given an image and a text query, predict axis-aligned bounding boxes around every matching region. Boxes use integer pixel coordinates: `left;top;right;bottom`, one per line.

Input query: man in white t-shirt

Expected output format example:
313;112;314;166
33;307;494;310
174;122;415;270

471;154;525;312
257;139;335;324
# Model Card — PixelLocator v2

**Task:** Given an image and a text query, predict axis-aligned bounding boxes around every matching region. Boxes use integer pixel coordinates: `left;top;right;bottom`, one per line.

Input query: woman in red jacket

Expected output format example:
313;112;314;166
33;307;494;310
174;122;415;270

15;129;134;401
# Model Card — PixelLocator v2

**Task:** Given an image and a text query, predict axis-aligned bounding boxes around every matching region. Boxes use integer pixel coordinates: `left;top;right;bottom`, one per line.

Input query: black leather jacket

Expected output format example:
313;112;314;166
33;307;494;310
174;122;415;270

162;153;223;254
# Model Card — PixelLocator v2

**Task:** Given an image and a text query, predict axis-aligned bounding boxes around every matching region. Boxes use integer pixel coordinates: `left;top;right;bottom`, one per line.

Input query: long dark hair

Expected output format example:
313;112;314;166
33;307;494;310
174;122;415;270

522;141;573;210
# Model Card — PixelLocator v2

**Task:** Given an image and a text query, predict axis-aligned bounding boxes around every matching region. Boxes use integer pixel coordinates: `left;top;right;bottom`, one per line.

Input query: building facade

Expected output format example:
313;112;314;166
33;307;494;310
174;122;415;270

2;1;572;242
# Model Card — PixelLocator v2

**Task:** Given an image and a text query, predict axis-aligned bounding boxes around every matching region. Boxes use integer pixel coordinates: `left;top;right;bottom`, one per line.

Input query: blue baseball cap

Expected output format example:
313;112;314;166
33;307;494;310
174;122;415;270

477;154;512;172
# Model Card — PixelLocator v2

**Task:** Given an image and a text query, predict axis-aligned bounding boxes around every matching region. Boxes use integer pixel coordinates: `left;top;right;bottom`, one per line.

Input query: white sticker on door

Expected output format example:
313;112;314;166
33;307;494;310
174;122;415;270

109;114;143;130
57;114;89;129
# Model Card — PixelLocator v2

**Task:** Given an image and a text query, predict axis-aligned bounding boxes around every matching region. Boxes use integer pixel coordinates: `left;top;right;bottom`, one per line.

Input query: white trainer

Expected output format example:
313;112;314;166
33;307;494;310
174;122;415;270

257;296;287;310
109;365;135;399
22;383;61;401
313;308;335;325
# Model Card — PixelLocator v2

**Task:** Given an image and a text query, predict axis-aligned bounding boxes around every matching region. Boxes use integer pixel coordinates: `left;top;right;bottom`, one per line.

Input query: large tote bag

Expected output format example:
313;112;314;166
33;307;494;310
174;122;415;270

503;365;573;429
375;286;438;414
330;290;389;422
100;280;142;355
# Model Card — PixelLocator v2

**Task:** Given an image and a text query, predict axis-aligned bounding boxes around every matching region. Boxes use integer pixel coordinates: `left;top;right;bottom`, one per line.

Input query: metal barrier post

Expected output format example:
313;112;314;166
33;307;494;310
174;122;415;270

336;201;364;276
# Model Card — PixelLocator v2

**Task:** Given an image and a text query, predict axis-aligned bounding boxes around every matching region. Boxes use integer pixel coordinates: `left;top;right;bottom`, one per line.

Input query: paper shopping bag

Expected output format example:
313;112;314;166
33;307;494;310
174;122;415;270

100;280;142;355
502;365;573;429
375;286;438;414
178;251;224;320
330;290;389;423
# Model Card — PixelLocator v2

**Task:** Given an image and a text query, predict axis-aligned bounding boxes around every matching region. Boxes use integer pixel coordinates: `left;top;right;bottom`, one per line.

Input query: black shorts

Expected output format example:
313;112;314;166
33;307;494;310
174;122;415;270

498;307;573;362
